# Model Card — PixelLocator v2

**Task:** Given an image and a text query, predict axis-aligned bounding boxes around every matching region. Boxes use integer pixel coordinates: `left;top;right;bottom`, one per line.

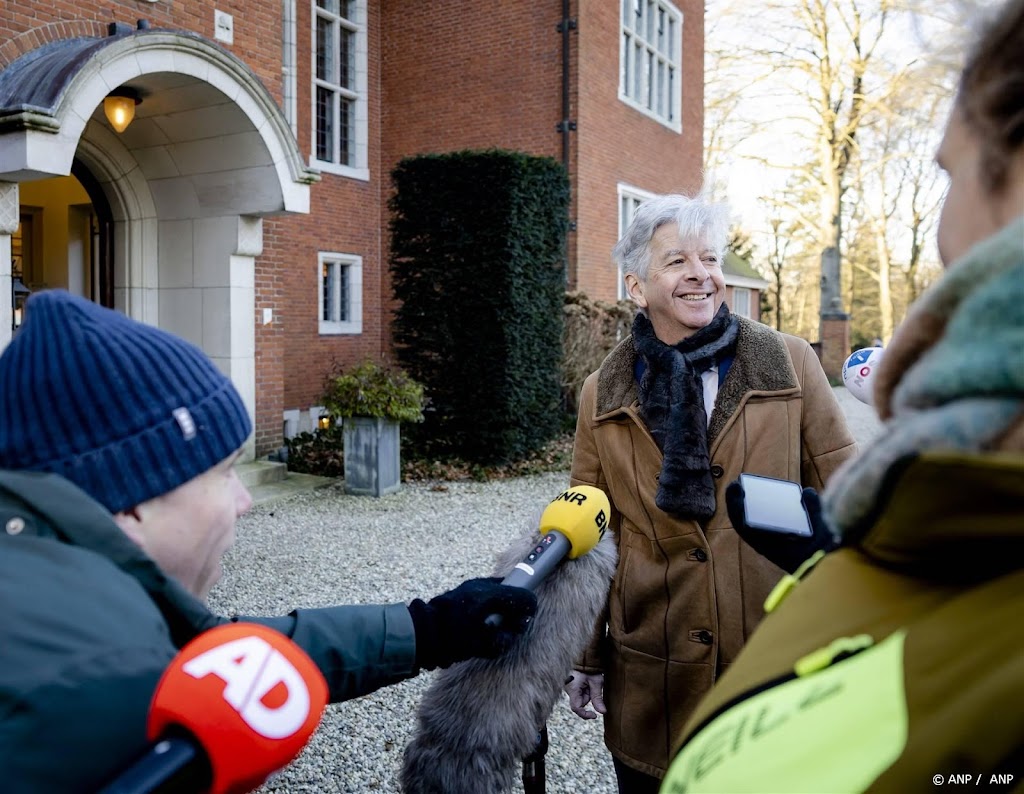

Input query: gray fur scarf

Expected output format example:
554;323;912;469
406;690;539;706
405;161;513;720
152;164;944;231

401;518;618;794
632;305;739;520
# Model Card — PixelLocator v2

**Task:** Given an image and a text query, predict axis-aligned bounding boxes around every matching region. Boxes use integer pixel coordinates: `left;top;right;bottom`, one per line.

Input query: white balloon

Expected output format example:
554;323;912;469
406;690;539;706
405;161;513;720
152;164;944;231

842;347;884;405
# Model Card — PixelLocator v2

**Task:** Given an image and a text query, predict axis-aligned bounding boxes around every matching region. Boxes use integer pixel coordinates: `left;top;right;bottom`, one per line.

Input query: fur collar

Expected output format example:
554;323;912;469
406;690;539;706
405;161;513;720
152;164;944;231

594;316;799;444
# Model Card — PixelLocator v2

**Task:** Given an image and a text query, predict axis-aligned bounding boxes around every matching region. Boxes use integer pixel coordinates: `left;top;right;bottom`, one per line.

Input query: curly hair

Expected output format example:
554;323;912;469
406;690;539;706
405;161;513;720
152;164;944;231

956;0;1024;191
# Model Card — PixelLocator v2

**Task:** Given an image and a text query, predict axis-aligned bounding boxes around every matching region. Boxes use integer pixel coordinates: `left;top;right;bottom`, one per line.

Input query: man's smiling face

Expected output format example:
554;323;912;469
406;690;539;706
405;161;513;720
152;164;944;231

625;222;726;343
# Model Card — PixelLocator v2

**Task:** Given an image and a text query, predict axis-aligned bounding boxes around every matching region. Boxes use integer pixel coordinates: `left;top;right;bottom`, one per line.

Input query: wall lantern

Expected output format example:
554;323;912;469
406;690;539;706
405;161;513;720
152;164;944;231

104;87;142;133
318;414;333;431
12;277;31;331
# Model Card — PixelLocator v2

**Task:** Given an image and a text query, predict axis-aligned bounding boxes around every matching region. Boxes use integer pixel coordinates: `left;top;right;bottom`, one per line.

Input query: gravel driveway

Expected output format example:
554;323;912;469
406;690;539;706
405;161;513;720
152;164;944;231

208;387;881;793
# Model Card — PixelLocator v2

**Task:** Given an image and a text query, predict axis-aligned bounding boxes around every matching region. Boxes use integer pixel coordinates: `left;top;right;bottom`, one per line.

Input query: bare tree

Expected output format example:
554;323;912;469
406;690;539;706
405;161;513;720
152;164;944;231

765;217;792;331
845;58;952;342
703;0;964;352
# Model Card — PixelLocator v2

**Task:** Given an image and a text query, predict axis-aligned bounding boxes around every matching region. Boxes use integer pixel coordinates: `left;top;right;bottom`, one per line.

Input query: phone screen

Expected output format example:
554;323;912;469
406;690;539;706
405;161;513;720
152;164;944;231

738;473;812;537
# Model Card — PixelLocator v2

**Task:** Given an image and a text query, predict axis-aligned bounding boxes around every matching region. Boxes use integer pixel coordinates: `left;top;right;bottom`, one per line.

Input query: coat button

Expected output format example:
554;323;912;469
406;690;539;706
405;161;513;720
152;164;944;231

710;464;724;478
698;630;714;645
5;516;25;535
694;548;708;562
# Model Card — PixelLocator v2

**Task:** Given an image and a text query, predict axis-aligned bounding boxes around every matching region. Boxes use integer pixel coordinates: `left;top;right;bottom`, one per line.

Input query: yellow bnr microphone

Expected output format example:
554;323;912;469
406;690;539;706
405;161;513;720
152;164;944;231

485;486;610;627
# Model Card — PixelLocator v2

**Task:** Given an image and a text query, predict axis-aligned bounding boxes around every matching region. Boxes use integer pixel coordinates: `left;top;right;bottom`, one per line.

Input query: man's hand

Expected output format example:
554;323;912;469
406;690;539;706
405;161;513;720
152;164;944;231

407;577;538;671
725;480;837;574
564;670;606;719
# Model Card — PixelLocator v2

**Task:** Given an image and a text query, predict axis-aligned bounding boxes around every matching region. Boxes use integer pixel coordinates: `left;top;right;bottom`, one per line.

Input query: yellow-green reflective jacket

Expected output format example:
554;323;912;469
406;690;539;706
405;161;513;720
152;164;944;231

662;452;1024;794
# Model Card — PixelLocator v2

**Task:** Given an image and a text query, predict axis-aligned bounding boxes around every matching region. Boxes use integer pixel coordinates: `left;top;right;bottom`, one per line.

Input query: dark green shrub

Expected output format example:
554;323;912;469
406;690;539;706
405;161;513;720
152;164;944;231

284;425;344;477
322;359;425;423
389;149;569;464
561;291;635;415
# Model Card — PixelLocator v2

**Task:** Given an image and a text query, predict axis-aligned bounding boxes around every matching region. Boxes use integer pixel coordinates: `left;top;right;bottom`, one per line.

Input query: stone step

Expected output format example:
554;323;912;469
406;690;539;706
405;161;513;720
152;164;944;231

235;460;287;488
248;470;337;507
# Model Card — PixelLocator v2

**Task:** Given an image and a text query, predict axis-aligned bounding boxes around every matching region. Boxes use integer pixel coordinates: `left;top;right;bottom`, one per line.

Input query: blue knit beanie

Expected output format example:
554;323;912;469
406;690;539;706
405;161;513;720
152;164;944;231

0;290;252;514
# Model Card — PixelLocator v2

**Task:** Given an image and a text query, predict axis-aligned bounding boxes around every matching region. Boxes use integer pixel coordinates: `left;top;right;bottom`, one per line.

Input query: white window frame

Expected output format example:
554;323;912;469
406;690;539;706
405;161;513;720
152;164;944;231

283;0;298;135
617;183;657;300
619;0;683;133
318;252;363;335
311;0;369;180
732;287;752;318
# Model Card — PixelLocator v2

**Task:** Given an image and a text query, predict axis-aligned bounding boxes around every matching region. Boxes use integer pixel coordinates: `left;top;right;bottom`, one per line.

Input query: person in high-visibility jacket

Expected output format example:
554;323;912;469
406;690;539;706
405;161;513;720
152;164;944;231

662;1;1024;791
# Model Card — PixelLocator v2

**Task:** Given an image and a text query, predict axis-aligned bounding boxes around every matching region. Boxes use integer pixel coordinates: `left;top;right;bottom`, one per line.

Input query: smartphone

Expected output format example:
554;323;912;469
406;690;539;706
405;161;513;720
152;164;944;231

738;473;813;537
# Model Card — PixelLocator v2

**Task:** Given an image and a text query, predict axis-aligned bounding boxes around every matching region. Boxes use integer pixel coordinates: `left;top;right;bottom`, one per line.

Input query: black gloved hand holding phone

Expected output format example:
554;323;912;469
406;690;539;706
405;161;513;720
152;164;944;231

725;474;838;574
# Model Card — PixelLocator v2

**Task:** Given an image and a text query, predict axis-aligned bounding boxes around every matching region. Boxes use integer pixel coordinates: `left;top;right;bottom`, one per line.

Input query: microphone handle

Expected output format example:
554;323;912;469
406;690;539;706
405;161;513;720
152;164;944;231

485;531;572;627
98;736;211;794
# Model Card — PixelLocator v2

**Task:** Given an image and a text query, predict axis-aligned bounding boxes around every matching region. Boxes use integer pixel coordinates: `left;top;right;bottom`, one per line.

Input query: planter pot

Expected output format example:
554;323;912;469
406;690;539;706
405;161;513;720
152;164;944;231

343;417;401;497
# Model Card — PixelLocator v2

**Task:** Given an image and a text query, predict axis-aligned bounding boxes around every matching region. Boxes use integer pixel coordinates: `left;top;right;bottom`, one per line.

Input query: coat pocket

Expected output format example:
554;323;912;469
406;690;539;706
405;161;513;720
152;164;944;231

612;526;667;643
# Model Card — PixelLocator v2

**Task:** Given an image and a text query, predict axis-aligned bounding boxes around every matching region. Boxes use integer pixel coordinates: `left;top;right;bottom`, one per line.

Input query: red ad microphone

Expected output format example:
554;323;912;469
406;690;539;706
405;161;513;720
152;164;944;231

99;623;329;794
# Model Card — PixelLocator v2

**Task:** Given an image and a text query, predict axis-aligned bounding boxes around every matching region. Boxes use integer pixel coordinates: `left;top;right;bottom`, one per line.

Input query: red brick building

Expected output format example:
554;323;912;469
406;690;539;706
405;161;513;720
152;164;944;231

0;0;727;458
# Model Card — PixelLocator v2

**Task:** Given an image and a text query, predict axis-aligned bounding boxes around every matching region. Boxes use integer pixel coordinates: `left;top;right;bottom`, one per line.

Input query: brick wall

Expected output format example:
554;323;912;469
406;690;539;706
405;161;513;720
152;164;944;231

820;314;850;382
0;1;283;104
256;2;385;455
380;2;565;166
575;0;704;301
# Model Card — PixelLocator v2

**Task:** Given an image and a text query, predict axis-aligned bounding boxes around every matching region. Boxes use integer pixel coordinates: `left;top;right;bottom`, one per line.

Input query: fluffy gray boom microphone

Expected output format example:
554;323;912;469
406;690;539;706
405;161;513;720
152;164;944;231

401;492;617;794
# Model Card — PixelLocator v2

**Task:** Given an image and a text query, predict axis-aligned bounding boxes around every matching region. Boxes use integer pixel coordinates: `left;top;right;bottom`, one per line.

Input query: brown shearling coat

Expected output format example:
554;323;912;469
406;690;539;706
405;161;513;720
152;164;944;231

570;316;857;778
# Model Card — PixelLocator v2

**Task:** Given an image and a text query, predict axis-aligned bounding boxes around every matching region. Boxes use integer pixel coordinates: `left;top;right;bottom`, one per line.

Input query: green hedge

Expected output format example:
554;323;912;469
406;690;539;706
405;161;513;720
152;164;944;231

389;149;569;464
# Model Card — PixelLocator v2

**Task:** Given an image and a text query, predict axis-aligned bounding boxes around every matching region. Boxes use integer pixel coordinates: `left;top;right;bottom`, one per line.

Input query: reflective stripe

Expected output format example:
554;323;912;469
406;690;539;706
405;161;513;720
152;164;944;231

763;550;827;614
794;634;874;677
661;631;908;793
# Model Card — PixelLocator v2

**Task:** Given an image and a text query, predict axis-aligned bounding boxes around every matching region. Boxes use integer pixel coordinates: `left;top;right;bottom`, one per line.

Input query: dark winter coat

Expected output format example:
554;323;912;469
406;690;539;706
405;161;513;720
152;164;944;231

570;316;857;777
0;470;417;793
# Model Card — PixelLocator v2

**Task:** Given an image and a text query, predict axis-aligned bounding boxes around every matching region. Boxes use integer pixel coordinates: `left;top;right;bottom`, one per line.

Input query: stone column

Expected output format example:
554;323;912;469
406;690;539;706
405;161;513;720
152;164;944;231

818;244;849;382
820;310;850;383
0;182;20;352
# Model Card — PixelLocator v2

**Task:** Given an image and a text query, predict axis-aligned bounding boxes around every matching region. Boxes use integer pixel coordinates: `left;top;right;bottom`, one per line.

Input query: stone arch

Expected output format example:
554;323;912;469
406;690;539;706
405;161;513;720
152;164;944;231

0;27;316;209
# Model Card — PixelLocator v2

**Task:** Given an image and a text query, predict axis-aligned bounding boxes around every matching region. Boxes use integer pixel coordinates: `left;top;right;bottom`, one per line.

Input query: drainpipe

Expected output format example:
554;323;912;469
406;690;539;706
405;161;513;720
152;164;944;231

556;1;576;283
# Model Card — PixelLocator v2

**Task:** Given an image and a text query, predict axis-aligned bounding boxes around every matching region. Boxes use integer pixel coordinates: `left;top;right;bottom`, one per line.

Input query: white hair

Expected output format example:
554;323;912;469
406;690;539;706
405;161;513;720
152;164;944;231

613;190;731;283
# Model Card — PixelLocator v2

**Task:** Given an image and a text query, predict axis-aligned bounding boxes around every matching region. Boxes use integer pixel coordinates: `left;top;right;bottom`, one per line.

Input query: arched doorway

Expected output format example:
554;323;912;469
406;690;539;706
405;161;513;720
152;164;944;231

72;159;115;309
12;161;114;317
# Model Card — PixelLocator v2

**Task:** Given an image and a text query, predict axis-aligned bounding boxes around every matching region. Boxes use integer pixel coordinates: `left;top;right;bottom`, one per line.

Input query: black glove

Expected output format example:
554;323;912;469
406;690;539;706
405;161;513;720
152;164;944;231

407;577;538;670
725;480;837;574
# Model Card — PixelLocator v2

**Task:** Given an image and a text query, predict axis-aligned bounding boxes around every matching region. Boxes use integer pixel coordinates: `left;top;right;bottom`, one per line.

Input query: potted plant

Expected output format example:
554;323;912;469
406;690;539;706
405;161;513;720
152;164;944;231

322;360;425;496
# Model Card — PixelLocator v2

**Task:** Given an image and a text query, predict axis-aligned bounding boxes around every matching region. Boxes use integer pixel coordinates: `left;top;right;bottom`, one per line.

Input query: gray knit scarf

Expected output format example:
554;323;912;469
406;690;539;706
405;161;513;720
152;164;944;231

825;216;1024;540
632;304;739;520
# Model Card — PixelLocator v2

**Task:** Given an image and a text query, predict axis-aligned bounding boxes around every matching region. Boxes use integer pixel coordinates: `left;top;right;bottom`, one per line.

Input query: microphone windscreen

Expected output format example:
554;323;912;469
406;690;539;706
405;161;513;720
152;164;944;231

401;494;618;794
539;485;610;559
148;623;328;794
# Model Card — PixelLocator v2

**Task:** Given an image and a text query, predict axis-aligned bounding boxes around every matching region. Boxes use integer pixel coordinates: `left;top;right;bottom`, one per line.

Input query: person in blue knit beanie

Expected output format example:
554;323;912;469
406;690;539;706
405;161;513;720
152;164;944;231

0;291;536;792
0;290;254;597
